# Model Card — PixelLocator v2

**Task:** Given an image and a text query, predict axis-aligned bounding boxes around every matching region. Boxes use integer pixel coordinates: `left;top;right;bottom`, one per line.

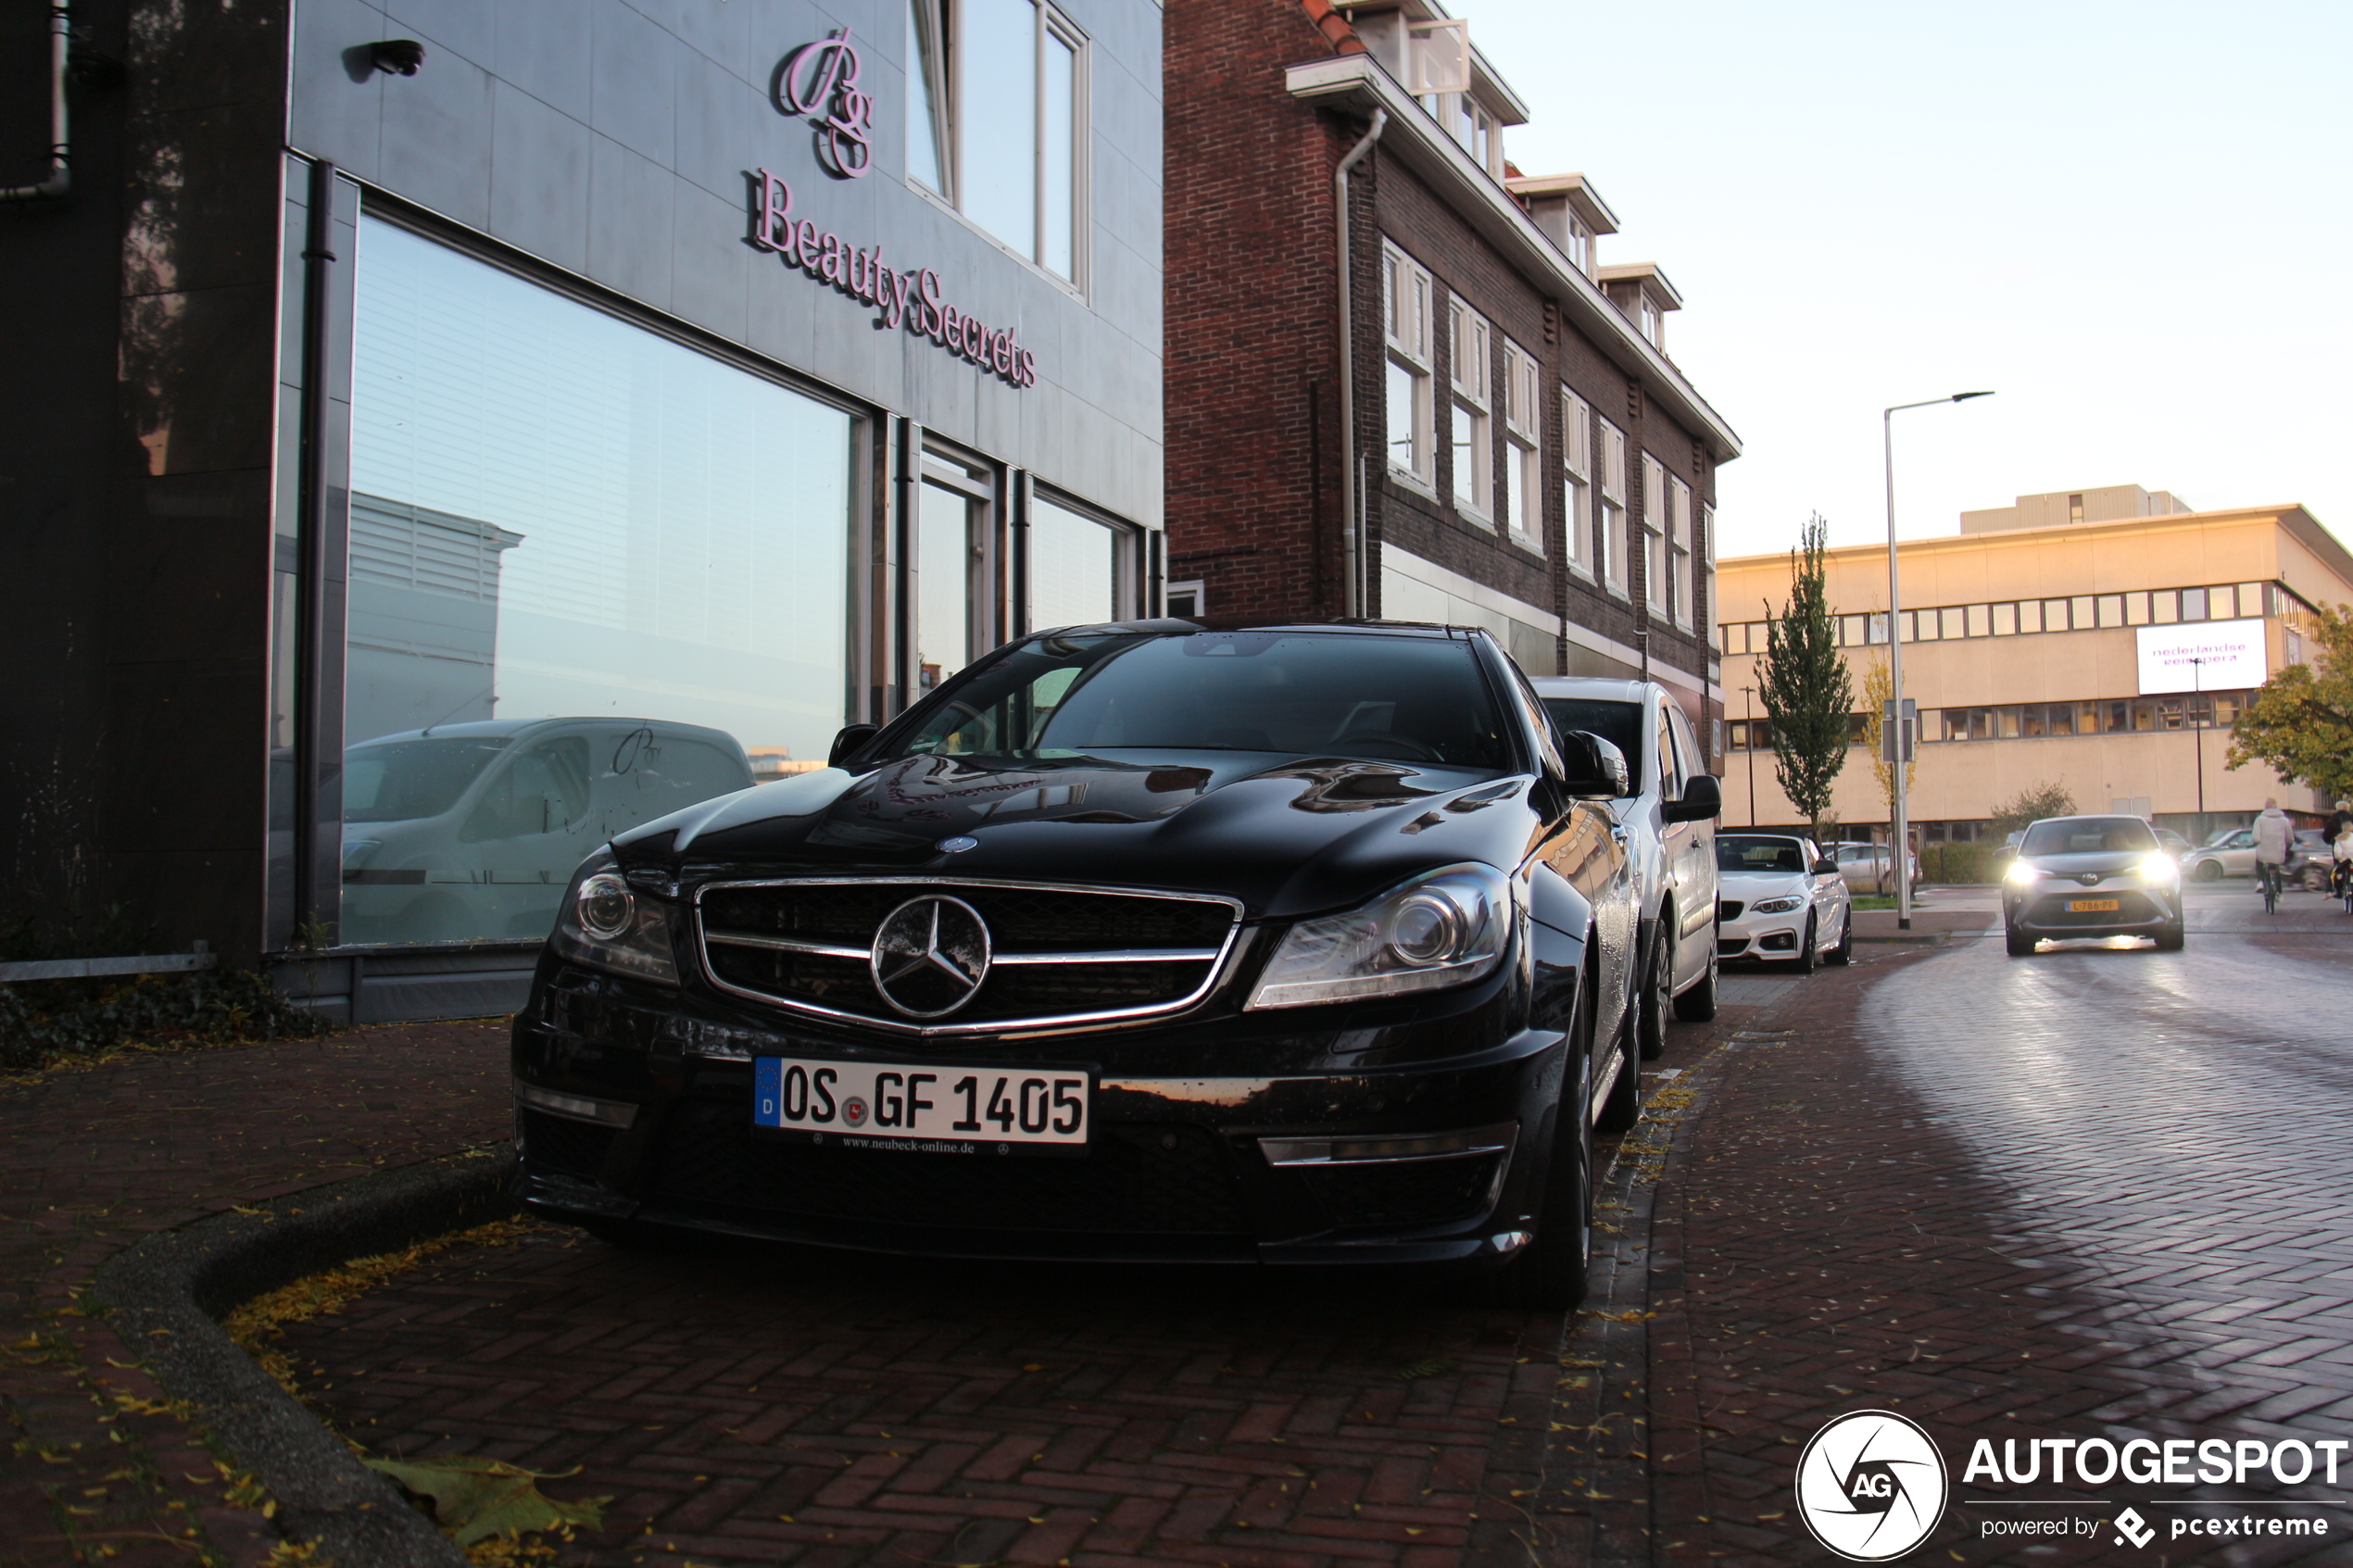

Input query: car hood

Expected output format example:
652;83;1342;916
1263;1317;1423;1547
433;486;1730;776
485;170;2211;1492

1719;871;1811;897
610;750;1538;920
2017;851;2154;878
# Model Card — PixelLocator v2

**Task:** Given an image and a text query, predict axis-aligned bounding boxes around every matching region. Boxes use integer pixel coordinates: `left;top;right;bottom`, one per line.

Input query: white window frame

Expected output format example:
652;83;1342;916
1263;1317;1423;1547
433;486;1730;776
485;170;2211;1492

1701;500;1718;648
1448;296;1493;522
1598;415;1628;596
1381;242;1435;487
1561;387;1593;578
904;0;1088;286
1502;338;1541;551
1668;474;1693;630
1640;452;1667;613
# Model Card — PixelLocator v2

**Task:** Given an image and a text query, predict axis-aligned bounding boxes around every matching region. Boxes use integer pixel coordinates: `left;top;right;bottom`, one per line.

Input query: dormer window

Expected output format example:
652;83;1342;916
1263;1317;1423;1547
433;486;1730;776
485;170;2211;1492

1637;295;1663;349
1505;173;1617;279
1597;263;1683;355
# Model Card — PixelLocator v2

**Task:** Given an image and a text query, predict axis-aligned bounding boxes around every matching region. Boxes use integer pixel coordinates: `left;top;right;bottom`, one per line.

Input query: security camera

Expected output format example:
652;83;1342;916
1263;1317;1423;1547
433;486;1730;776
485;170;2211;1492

367;39;426;76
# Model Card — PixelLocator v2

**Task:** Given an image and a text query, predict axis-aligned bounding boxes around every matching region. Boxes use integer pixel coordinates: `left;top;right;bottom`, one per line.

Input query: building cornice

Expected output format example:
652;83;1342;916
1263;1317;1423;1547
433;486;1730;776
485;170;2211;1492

1719;505;2346;579
1285;52;1743;464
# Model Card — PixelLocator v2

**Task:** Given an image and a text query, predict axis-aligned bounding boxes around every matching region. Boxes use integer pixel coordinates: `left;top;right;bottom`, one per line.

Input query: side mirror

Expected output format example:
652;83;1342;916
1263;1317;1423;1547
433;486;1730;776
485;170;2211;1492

1557;731;1630;799
1662;773;1722;823
827;723;879;770
1813;858;1841;876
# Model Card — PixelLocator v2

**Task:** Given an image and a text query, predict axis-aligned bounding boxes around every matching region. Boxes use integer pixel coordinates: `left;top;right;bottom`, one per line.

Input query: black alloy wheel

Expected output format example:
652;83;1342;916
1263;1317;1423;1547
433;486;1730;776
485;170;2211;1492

1486;982;1596;1311
1636;919;1672;1060
1793;911;1818;974
1824;906;1854;965
1673;931;1719;1022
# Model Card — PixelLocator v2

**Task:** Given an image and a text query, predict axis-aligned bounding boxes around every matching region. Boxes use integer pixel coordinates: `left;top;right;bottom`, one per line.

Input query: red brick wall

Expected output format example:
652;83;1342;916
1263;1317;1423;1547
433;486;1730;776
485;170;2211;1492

1163;0;1353;622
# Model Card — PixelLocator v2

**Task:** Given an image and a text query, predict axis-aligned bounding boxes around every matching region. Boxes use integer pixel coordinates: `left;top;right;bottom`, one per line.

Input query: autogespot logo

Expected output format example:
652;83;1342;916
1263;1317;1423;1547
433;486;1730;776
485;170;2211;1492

1796;1411;1951;1561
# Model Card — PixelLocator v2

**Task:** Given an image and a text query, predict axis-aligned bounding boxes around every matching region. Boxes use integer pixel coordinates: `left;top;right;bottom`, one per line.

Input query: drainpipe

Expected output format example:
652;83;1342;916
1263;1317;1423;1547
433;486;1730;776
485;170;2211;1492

1334;107;1386;619
4;1;71;203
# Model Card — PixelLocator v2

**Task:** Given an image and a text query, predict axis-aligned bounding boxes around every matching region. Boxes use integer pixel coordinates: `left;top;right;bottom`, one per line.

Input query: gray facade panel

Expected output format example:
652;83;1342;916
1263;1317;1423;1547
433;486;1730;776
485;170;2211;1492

287;0;1164;530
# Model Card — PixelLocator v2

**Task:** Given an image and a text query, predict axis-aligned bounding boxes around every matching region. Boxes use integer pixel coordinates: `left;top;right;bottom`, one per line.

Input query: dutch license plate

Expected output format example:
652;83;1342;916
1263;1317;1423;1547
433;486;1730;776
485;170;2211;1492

2068;898;2120;912
752;1057;1089;1155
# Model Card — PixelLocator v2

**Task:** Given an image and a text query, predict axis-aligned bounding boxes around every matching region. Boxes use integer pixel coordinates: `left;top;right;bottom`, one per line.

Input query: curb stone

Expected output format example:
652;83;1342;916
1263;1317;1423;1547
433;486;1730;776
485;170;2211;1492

88;1146;520;1568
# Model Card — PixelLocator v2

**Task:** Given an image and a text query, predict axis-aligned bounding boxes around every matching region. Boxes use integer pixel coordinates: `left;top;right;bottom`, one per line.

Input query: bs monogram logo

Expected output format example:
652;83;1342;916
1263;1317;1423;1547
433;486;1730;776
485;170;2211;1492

1794;1411;1949;1561
774;28;872;179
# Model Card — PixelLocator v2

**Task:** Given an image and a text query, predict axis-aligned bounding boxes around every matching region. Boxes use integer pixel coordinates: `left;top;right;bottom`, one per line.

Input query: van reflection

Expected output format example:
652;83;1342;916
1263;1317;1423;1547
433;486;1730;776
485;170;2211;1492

339;717;754;944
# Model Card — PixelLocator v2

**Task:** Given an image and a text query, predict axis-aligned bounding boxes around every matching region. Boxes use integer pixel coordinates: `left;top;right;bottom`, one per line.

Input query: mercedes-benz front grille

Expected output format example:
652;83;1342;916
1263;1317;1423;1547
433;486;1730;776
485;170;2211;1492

694;879;1243;1033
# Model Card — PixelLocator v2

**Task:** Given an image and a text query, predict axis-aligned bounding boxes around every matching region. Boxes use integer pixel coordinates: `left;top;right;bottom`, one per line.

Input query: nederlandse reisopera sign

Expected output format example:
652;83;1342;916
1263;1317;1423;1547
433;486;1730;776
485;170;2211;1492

747;28;1039;390
2135;620;2267;695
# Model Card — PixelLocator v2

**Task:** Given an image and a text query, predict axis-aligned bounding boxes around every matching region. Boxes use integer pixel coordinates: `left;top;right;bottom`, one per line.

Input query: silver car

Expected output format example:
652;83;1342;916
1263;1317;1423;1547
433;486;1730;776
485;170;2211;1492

2183;827;2259;881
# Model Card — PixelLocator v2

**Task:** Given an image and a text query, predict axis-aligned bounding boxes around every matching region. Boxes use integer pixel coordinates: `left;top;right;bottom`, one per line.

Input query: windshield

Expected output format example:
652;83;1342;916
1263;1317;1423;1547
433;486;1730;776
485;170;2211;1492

344;737;510;822
2020;816;2158;856
1718;835;1806;873
885;631;1511;771
1540;698;1642;779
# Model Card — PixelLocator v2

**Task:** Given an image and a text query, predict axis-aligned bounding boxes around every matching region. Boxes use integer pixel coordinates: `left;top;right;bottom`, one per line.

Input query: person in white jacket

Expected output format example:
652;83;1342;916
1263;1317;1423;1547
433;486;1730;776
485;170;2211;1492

2254;798;2294;907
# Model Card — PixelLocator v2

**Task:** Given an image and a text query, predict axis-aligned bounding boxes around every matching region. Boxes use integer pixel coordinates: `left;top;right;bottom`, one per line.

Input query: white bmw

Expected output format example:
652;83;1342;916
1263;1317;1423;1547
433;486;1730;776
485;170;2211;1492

1716;834;1852;971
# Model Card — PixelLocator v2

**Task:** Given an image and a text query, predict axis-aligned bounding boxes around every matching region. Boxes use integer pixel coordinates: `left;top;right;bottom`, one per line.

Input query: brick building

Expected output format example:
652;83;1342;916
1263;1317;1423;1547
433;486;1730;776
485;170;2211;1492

1163;0;1743;744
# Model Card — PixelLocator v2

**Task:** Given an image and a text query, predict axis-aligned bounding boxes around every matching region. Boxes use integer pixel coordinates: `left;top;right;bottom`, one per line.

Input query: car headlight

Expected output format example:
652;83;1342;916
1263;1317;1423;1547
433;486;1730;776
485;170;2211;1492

1749;895;1804;914
1246;863;1511;1010
2137;852;2178;882
2005;859;2041;886
550;850;679;984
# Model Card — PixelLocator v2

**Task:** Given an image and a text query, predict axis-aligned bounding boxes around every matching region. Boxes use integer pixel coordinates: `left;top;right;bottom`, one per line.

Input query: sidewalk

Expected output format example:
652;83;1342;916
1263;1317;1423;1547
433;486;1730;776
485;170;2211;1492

0;1022;510;1568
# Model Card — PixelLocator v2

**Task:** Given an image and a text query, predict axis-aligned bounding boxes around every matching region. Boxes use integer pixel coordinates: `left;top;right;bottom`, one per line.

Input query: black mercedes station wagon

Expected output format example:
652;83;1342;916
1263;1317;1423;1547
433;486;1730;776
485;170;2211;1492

510;621;1661;1306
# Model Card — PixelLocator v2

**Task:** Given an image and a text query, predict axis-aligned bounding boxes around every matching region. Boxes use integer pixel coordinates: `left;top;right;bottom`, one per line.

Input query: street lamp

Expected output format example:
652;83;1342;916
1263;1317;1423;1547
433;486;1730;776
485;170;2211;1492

1884;389;1994;930
1740;682;1758;826
2188;656;2207;837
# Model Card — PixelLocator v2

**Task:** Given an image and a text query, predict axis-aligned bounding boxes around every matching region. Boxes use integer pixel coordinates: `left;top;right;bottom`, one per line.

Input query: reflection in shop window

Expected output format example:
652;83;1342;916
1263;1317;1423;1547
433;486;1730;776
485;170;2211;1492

917;481;976;695
344;219;850;946
1030;496;1123;630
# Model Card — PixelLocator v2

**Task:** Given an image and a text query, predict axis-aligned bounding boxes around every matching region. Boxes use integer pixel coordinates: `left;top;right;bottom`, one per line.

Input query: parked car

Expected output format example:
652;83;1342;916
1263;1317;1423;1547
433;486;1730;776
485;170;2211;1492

513;621;1643;1309
2155;828;2194;858
2289;829;2334;890
1530;678;1724;1058
1717;834;1852;970
341;717;755;943
2003;814;2183;954
2183;827;2259;881
1830;841;1918;896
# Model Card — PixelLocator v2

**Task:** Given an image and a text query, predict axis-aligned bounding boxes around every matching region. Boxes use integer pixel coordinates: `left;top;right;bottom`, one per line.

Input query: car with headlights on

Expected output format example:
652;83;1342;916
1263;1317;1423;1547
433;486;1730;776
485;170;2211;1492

510;621;1642;1309
2002;814;2183;954
1715;834;1851;971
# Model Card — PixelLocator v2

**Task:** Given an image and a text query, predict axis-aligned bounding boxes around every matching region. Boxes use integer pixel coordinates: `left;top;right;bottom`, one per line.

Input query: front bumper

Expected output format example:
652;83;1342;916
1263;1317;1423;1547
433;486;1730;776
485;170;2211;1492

1717;903;1810;961
510;958;1569;1267
2006;880;2179;938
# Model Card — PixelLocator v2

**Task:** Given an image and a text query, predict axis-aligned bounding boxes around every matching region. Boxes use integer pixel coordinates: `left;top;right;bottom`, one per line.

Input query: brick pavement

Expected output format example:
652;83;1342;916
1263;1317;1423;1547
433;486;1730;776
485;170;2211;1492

0;1022;511;1568
1573;920;2353;1567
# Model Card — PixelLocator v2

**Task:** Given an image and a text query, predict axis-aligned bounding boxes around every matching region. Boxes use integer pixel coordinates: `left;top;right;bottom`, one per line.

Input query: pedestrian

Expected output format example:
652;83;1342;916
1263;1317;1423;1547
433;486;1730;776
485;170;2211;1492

2326;797;2353;846
2254;797;2293;909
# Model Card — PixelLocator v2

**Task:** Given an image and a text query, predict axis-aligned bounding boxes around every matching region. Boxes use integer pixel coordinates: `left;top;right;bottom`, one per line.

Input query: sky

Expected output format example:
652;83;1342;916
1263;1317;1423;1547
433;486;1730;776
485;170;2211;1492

1471;1;2353;564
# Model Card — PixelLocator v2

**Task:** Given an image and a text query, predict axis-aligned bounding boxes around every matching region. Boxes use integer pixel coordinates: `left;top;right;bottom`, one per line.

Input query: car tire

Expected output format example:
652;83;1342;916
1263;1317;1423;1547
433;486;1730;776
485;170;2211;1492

2005;923;2037;957
1672;937;1718;1022
1483;996;1594;1311
1636;921;1671;1060
2154;922;2185;952
1824;908;1854;965
1793;912;1818;974
2192;859;2223;882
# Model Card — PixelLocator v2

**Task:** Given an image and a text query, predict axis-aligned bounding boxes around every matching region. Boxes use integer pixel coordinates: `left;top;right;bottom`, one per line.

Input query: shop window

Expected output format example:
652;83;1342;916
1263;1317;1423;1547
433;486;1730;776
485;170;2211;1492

1449;298;1493;520
344;219;850;947
1382;244;1434;484
1561;387;1593;576
1502;340;1541;548
1598;417;1628;596
907;0;1084;281
1030;494;1128;630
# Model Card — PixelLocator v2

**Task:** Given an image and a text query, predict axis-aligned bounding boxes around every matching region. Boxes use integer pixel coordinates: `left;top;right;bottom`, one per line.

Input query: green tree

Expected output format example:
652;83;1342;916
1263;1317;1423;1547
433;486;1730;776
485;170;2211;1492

1756;514;1854;840
2227;602;2353;800
1990;781;2076;835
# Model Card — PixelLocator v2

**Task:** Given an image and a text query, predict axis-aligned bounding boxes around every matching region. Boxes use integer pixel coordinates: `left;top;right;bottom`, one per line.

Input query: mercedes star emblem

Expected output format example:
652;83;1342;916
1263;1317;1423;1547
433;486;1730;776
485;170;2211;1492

870;894;992;1017
938;835;979;853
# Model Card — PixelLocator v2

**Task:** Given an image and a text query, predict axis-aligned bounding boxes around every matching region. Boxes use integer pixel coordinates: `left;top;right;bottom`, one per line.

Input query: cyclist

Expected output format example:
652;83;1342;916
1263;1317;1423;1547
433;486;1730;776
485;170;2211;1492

2253;797;2293;911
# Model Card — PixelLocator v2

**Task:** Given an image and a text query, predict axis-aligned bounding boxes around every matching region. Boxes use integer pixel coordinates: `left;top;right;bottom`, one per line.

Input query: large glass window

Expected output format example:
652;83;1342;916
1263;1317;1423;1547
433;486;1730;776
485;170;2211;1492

916;480;976;696
1640;453;1667;613
1561;387;1592;576
1597;416;1628;594
1029;496;1123;630
1448;297;1492;519
1502;339;1540;549
344;219;851;945
1382;243;1434;483
908;0;1082;281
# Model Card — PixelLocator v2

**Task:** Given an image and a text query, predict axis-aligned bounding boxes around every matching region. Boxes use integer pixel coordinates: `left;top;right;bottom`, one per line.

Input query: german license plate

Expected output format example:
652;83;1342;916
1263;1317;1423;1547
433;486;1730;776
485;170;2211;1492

2068;898;2120;912
752;1058;1089;1155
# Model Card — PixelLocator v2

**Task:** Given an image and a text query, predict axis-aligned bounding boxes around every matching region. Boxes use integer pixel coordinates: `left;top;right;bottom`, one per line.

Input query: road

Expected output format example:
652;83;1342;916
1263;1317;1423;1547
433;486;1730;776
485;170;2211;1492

1629;881;2353;1567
